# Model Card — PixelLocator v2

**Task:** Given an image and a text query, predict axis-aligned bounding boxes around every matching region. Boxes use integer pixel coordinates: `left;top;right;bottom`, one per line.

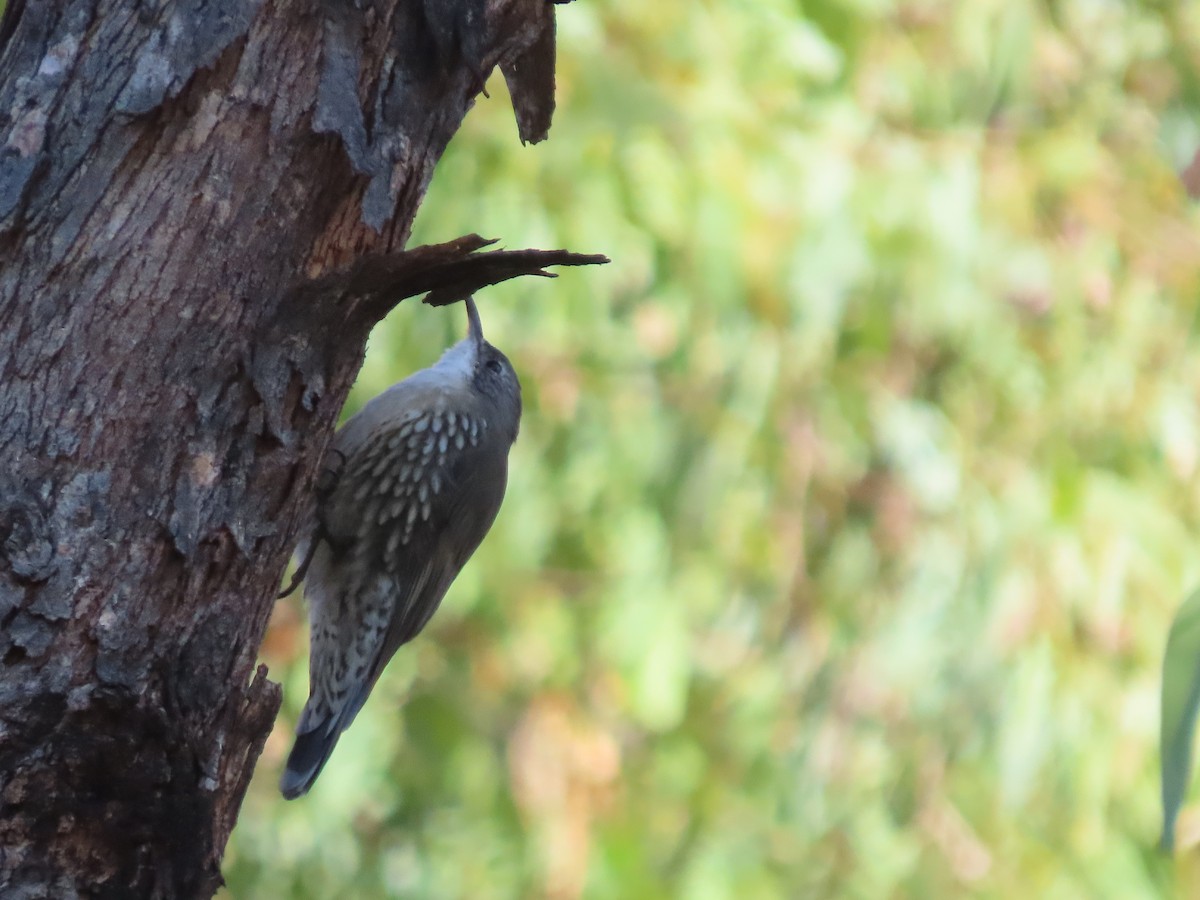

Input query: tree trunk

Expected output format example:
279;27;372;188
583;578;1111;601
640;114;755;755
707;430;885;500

0;1;599;896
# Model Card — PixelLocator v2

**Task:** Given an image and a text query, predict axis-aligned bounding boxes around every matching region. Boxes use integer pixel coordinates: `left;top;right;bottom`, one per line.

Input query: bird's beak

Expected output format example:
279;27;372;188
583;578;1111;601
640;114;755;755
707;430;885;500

465;296;484;350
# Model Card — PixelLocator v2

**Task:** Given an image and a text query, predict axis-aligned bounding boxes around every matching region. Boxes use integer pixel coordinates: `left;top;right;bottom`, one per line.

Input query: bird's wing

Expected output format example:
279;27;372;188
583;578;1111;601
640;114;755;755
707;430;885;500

352;403;509;688
318;384;429;547
310;402;509;727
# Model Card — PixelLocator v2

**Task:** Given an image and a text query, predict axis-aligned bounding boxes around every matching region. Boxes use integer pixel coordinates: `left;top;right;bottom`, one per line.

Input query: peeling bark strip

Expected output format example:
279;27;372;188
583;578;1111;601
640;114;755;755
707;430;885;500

0;0;597;897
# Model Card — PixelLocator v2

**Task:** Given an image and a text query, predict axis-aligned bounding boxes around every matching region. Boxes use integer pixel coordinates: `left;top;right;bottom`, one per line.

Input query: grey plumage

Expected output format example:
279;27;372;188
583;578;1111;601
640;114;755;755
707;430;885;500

280;298;521;800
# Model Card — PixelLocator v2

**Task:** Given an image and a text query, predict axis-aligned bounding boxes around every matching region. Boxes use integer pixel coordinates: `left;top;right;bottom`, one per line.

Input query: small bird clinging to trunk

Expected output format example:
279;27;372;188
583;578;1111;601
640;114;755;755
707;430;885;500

280;297;522;799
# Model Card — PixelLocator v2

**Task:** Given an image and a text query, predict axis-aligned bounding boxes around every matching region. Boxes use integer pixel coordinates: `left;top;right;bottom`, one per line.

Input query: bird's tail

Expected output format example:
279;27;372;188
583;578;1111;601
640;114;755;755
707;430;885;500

279;675;380;799
281;569;392;799
280;706;343;800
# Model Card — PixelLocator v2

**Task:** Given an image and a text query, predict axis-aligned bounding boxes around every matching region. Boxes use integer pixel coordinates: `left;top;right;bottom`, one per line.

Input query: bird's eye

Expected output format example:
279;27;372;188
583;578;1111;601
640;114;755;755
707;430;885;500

486;360;503;374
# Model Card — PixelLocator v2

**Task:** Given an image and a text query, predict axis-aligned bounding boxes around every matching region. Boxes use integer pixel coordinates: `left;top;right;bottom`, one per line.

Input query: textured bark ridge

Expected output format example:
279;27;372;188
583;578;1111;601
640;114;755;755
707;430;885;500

0;1;601;897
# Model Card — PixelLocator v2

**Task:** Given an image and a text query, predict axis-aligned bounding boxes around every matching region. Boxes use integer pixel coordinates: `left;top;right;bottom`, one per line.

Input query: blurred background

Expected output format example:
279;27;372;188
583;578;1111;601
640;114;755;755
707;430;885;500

223;1;1200;896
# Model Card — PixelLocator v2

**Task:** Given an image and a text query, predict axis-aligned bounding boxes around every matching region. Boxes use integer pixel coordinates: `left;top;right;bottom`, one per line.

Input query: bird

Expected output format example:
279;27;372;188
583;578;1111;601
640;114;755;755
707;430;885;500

279;297;522;799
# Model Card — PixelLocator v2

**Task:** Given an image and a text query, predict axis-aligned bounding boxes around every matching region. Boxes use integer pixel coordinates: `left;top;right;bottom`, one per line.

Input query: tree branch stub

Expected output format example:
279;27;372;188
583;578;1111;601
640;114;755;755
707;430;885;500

292;233;610;330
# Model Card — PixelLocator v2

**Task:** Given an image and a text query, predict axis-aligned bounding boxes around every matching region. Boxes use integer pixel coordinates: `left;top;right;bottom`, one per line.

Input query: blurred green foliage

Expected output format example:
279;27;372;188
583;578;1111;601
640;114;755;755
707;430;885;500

224;0;1200;896
1160;588;1200;854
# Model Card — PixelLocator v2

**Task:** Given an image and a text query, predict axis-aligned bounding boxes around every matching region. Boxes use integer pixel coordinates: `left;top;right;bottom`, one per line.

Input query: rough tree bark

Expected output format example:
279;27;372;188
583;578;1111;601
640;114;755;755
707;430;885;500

0;1;604;896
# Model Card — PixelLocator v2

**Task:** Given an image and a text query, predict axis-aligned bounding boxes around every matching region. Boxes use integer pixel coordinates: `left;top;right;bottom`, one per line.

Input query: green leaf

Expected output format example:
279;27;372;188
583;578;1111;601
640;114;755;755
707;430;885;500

1160;587;1200;852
